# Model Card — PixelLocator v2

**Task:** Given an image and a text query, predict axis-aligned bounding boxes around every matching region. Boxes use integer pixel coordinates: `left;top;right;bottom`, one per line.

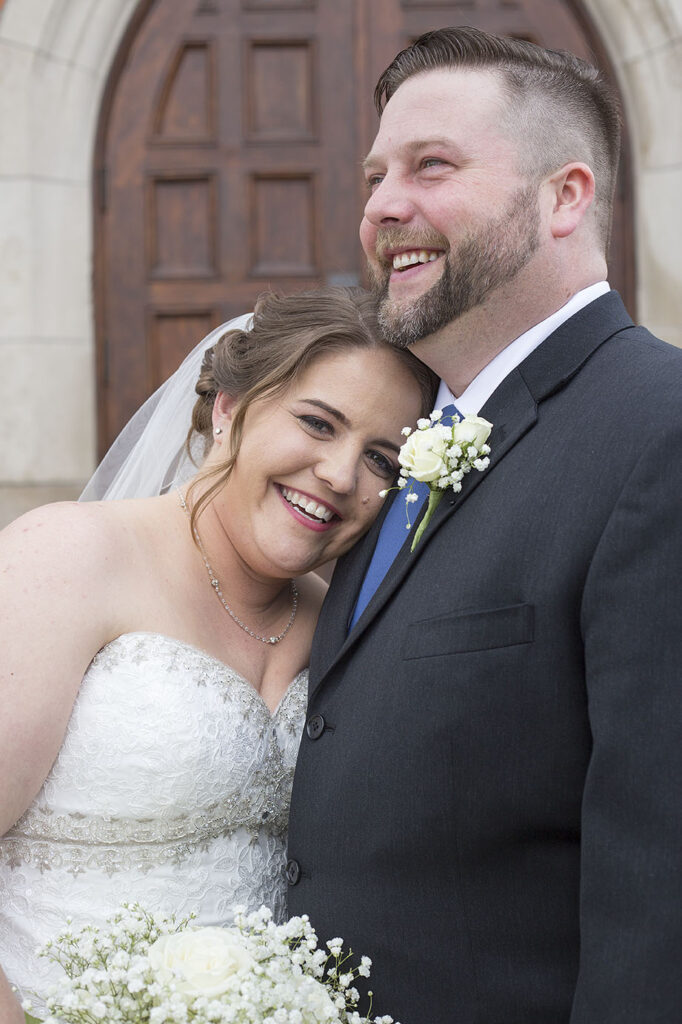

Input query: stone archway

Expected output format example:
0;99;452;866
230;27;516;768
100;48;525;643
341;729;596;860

582;0;682;345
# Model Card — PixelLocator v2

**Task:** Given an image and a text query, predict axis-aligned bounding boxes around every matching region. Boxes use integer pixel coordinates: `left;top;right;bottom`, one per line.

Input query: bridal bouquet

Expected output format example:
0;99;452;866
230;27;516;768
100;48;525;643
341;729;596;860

24;903;397;1024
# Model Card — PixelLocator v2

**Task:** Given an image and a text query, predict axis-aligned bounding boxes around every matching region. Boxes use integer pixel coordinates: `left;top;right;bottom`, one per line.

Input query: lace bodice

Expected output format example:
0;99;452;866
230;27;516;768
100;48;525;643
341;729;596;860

0;632;307;1009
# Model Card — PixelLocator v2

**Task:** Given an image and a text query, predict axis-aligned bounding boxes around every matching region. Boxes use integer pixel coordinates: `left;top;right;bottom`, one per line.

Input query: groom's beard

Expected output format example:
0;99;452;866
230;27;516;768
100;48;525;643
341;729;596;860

369;183;541;349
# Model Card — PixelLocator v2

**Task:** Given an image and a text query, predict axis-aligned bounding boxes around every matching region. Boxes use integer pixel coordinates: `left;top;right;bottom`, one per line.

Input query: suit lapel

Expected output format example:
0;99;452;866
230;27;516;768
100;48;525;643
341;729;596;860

310;291;635;695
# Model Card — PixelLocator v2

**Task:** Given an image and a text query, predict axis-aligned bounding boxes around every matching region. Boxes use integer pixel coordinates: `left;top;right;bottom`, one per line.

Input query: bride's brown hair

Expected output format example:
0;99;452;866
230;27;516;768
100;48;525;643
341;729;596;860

185;287;437;532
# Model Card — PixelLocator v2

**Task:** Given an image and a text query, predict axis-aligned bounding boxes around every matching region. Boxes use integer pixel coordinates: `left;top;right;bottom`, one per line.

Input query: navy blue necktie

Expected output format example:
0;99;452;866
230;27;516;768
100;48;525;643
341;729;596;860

349;404;458;630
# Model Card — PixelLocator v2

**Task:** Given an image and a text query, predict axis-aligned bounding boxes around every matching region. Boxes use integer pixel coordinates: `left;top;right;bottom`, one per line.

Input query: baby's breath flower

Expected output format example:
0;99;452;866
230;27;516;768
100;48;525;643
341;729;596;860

400;426;412;436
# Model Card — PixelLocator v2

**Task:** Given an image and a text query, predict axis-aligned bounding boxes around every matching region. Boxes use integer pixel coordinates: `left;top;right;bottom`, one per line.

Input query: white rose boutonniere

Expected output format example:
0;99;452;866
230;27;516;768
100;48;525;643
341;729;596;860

381;409;493;551
452;415;494;449
397;422;453;482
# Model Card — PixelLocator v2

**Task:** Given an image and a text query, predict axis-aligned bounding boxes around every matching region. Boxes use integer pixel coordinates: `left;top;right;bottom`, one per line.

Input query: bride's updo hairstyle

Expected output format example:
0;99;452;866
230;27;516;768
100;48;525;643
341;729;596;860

185;286;437;529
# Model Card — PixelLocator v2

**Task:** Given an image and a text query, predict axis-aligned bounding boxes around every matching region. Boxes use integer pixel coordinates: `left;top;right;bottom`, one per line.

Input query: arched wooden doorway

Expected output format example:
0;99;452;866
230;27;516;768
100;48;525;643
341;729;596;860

94;0;634;454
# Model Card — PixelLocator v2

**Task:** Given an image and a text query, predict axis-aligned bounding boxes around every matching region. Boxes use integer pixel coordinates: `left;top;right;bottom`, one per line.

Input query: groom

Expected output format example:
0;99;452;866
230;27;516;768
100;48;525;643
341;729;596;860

287;26;682;1024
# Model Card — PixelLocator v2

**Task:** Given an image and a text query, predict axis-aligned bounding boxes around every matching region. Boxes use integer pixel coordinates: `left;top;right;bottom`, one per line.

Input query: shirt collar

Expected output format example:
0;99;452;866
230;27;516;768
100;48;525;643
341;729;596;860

435;281;611;416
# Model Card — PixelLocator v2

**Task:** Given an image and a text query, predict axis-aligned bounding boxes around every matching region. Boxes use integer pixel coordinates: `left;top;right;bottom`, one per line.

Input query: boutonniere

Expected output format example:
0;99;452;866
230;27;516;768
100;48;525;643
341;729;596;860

381;410;493;551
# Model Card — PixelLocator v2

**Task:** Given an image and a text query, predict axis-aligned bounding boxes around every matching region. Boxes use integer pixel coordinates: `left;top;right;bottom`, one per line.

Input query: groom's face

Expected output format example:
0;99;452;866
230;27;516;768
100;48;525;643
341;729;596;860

360;69;541;347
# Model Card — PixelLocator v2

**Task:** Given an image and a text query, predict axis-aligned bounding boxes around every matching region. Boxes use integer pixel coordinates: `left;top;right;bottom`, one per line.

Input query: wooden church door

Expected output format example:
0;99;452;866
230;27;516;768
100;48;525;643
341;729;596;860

95;0;633;453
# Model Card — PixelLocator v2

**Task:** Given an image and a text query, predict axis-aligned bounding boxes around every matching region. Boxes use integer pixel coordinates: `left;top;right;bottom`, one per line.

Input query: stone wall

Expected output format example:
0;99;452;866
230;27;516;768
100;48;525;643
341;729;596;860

0;0;137;523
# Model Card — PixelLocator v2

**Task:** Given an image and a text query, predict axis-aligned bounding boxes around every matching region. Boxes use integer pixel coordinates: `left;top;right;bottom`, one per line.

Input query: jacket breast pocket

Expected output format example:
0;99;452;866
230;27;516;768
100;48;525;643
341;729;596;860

402;603;534;660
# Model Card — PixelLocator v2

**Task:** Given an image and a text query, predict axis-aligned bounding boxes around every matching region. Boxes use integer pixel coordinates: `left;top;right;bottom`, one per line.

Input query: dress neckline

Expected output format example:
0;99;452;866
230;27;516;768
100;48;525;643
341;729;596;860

96;631;308;719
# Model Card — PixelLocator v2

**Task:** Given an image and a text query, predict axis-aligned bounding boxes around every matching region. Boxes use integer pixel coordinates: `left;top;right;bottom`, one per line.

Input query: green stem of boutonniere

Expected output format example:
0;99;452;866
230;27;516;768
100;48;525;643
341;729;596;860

411;489;444;552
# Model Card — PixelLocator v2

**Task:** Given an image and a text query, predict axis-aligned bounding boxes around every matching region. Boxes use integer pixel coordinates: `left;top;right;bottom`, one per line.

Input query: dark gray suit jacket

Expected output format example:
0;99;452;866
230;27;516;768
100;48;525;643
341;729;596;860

287;292;682;1023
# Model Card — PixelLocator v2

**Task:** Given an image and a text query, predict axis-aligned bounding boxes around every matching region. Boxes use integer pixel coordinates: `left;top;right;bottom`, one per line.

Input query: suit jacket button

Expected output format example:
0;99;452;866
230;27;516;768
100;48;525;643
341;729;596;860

306;714;325;740
286;859;301;885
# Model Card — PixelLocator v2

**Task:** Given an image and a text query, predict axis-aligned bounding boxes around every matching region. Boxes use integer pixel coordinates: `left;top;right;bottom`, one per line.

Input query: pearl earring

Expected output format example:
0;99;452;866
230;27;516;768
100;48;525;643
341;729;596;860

214;426;223;436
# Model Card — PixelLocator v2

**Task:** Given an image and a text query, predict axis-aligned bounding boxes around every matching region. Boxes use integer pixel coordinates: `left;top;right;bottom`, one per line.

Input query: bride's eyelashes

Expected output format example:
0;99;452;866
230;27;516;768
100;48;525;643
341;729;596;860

295;413;397;480
296;413;334;436
365;449;398;479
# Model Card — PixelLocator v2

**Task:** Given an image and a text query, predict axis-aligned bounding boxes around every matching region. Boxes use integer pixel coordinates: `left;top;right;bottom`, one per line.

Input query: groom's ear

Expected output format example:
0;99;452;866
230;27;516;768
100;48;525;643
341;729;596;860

546;161;595;239
212;390;238;438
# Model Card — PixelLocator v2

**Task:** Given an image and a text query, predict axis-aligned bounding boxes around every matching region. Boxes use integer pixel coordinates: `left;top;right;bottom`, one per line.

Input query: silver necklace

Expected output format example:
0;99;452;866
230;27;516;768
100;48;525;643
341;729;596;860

177;489;298;645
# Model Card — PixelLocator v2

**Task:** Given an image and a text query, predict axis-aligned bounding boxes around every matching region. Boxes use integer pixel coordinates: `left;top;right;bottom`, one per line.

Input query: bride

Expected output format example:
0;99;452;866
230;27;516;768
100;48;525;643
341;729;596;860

0;287;436;1020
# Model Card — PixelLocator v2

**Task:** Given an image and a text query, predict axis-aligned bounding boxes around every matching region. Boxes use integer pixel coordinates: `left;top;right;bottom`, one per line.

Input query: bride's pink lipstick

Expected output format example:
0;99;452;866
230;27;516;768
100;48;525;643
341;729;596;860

276;484;341;533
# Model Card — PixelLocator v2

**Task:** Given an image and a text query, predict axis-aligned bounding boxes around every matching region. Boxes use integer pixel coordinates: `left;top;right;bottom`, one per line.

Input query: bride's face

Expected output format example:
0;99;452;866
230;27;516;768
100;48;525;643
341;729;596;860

213;346;424;578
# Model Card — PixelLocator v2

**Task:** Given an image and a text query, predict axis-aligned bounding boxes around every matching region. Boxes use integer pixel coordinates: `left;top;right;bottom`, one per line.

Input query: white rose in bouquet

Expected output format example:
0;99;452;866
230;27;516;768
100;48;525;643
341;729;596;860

147;927;255;999
398;423;451;482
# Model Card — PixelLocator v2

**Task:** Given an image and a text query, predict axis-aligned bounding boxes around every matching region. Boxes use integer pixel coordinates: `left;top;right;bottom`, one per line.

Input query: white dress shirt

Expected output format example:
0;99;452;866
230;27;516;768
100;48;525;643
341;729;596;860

436;281;611;416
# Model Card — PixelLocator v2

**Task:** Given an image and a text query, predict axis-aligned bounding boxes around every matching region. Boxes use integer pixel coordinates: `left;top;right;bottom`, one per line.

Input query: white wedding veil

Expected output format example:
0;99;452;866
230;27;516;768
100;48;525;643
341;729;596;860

80;313;253;501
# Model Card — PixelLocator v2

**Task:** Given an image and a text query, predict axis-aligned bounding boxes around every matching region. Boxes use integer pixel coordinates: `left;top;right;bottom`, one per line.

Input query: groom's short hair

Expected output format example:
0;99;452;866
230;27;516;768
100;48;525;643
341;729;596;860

374;26;621;253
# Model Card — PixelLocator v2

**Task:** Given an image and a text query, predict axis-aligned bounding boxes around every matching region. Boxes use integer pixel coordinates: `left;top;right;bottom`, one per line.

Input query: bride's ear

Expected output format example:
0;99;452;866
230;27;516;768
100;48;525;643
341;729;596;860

212;391;238;440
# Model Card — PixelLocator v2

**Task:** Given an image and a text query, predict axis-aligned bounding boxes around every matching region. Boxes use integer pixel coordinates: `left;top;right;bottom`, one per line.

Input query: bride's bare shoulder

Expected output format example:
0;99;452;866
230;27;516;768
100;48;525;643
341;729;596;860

0;497;162;585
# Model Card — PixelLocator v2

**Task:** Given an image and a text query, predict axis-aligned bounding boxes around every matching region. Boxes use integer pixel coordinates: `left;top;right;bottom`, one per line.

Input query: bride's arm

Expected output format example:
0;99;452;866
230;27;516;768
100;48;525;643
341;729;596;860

0;501;122;1009
0;965;25;1023
0;502;119;833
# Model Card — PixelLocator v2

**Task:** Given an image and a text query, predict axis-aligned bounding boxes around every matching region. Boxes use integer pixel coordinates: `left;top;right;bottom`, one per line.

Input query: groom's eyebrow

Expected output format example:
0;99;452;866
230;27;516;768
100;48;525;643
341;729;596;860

302;399;400;452
362;137;457;170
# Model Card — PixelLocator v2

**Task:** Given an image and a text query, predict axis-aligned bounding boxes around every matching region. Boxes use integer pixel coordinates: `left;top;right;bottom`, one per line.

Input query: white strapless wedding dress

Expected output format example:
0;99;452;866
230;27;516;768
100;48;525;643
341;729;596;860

0;632;308;1010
